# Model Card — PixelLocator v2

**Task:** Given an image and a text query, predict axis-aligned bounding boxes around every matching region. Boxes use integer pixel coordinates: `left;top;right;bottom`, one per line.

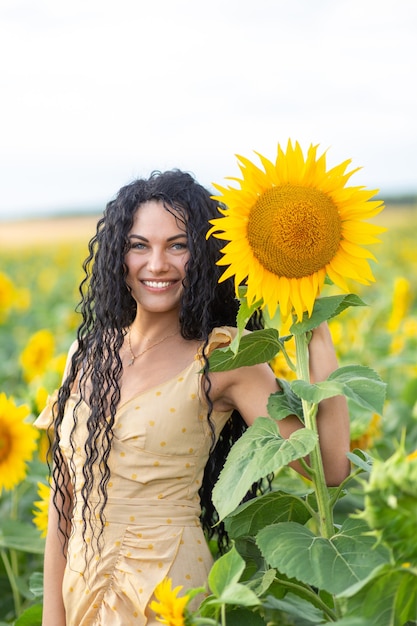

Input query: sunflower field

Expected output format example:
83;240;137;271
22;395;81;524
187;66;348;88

0;204;416;625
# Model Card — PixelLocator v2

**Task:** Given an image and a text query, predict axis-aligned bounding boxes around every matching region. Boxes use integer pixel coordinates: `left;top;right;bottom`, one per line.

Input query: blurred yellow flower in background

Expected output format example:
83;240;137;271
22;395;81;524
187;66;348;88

50;353;67;379
20;329;55;382
0;393;38;493
403;318;417;339
208;140;385;321
34;386;49;414
387;276;412;332
350;413;382;451
407;449;417;462
150;577;190;626
270;335;297;381
0;272;16;318
0;272;15;311
0;272;31;322
32;481;50;537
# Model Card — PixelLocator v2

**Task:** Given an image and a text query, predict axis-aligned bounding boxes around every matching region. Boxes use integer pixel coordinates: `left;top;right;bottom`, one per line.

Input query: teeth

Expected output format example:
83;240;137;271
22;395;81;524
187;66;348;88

143;281;172;288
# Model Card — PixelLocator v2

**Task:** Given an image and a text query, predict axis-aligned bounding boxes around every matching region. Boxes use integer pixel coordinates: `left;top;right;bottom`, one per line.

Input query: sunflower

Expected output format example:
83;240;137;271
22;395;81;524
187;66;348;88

150;577;190;626
20;329;55;382
33;481;50;537
207;140;385;321
0;392;39;493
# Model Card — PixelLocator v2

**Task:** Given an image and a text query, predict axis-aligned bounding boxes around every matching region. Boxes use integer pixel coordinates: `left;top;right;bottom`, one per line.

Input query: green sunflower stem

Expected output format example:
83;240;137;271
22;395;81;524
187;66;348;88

294;331;334;540
1;548;21;618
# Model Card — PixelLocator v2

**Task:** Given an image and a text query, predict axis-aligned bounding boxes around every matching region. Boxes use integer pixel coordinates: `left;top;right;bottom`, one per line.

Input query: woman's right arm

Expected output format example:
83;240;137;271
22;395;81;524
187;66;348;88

41;468;73;626
41;341;77;625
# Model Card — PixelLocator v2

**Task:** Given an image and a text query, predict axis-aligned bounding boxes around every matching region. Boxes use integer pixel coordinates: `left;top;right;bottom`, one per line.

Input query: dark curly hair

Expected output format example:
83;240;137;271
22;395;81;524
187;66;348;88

51;169;265;556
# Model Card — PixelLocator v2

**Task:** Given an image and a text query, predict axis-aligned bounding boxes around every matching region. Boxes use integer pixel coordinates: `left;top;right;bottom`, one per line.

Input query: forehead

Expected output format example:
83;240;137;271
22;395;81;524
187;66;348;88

129;200;186;233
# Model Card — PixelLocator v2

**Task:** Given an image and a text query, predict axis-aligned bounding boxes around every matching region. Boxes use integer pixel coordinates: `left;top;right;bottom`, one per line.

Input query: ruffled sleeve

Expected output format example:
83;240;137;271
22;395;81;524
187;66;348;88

33;389;58;431
195;326;238;362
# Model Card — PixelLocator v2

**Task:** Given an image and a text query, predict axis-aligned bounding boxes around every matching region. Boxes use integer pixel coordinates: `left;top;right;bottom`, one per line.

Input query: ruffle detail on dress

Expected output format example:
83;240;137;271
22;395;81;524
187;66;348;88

33;389;58;430
195;326;237;362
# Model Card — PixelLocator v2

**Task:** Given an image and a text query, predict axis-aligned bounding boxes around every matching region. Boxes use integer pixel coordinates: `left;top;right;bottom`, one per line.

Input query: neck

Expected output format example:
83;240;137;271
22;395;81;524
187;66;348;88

129;311;180;342
126;315;181;367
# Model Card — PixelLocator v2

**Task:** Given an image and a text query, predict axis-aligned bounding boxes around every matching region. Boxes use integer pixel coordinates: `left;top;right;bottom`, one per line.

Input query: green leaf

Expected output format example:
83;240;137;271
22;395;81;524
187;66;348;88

347;449;374;473
222;607;266;626
208;328;281;371
245;568;277;597
213;582;261;607
256;517;391;595
326;617;368;626
29;572;44;598
0;520;45;554
268;378;304;421
206;546;261;607
208;545;245;597
263;592;327;623
213;418;317;521
290;294;367;335
231;292;263;354
14;603;43;626
291;365;387;414
225;491;312;539
341;564;417;626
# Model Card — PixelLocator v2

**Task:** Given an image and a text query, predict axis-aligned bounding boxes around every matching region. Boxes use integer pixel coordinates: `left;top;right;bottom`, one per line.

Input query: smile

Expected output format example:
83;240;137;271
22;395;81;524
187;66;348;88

142;280;175;288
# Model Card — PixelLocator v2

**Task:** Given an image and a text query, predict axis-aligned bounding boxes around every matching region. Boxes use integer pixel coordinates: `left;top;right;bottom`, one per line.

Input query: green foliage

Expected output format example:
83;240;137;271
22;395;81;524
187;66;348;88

360;443;417;562
208;328;282;371
292;365;387;414
290;294;367;335
212;419;317;520
256;518;390;595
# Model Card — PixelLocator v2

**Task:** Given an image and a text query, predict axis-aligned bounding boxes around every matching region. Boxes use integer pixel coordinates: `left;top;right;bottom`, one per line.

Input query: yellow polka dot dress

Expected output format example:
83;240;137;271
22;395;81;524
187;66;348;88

35;327;235;625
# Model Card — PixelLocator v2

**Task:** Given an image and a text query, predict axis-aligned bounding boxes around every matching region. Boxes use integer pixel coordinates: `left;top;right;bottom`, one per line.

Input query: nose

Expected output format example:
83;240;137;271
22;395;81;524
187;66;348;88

147;247;169;273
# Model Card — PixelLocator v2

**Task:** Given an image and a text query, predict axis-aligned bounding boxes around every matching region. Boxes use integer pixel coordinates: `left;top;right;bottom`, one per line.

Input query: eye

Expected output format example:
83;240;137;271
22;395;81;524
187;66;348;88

171;242;188;251
130;241;147;251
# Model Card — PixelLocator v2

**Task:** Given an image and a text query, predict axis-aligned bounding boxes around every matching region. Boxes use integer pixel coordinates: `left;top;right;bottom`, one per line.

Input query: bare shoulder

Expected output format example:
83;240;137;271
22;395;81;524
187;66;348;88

208;360;279;424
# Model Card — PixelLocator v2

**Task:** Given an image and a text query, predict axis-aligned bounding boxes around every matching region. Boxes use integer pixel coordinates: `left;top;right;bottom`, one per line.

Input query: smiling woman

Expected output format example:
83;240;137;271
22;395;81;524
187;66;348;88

35;169;349;626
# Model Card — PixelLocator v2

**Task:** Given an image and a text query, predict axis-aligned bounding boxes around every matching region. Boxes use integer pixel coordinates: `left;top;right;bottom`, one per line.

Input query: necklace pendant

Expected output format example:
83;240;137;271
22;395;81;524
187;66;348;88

128;357;135;366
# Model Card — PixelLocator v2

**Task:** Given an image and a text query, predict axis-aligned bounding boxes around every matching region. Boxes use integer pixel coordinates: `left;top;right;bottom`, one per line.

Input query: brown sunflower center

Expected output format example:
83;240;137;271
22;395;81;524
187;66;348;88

247;184;342;278
0;425;12;462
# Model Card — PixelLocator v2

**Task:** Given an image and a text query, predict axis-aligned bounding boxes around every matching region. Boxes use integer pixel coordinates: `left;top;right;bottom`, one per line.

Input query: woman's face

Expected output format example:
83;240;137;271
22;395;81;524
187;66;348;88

124;200;190;315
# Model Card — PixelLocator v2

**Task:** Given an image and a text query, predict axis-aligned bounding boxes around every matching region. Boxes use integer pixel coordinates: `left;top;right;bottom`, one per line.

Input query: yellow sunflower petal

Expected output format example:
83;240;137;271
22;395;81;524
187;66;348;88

339;239;377;260
326;265;351;292
150;578;189;626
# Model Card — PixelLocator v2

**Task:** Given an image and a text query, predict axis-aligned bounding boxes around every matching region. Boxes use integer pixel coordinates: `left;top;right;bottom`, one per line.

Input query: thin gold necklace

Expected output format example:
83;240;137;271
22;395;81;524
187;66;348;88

127;328;178;366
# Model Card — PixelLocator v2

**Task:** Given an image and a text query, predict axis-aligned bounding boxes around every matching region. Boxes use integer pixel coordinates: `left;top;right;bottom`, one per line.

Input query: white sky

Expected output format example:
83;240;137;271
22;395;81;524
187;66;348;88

0;0;416;218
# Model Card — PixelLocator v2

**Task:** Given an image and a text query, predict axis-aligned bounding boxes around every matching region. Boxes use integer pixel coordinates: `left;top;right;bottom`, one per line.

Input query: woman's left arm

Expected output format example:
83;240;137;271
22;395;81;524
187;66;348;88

212;322;350;486
307;322;350;485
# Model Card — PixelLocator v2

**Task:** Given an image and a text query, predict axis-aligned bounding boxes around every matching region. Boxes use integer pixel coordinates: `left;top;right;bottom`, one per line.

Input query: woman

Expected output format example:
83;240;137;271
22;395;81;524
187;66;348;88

36;170;350;626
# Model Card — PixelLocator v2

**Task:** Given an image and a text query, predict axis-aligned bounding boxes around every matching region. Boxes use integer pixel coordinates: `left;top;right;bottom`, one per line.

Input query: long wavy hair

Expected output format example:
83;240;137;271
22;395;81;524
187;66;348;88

51;169;264;555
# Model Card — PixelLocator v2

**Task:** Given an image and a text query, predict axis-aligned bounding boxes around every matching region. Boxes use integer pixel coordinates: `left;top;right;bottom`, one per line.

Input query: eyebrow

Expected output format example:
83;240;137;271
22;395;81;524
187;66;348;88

128;234;187;242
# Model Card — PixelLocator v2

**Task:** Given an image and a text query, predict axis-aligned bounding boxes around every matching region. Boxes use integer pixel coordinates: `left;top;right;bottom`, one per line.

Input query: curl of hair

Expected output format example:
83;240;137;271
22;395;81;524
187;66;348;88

51;169;269;556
